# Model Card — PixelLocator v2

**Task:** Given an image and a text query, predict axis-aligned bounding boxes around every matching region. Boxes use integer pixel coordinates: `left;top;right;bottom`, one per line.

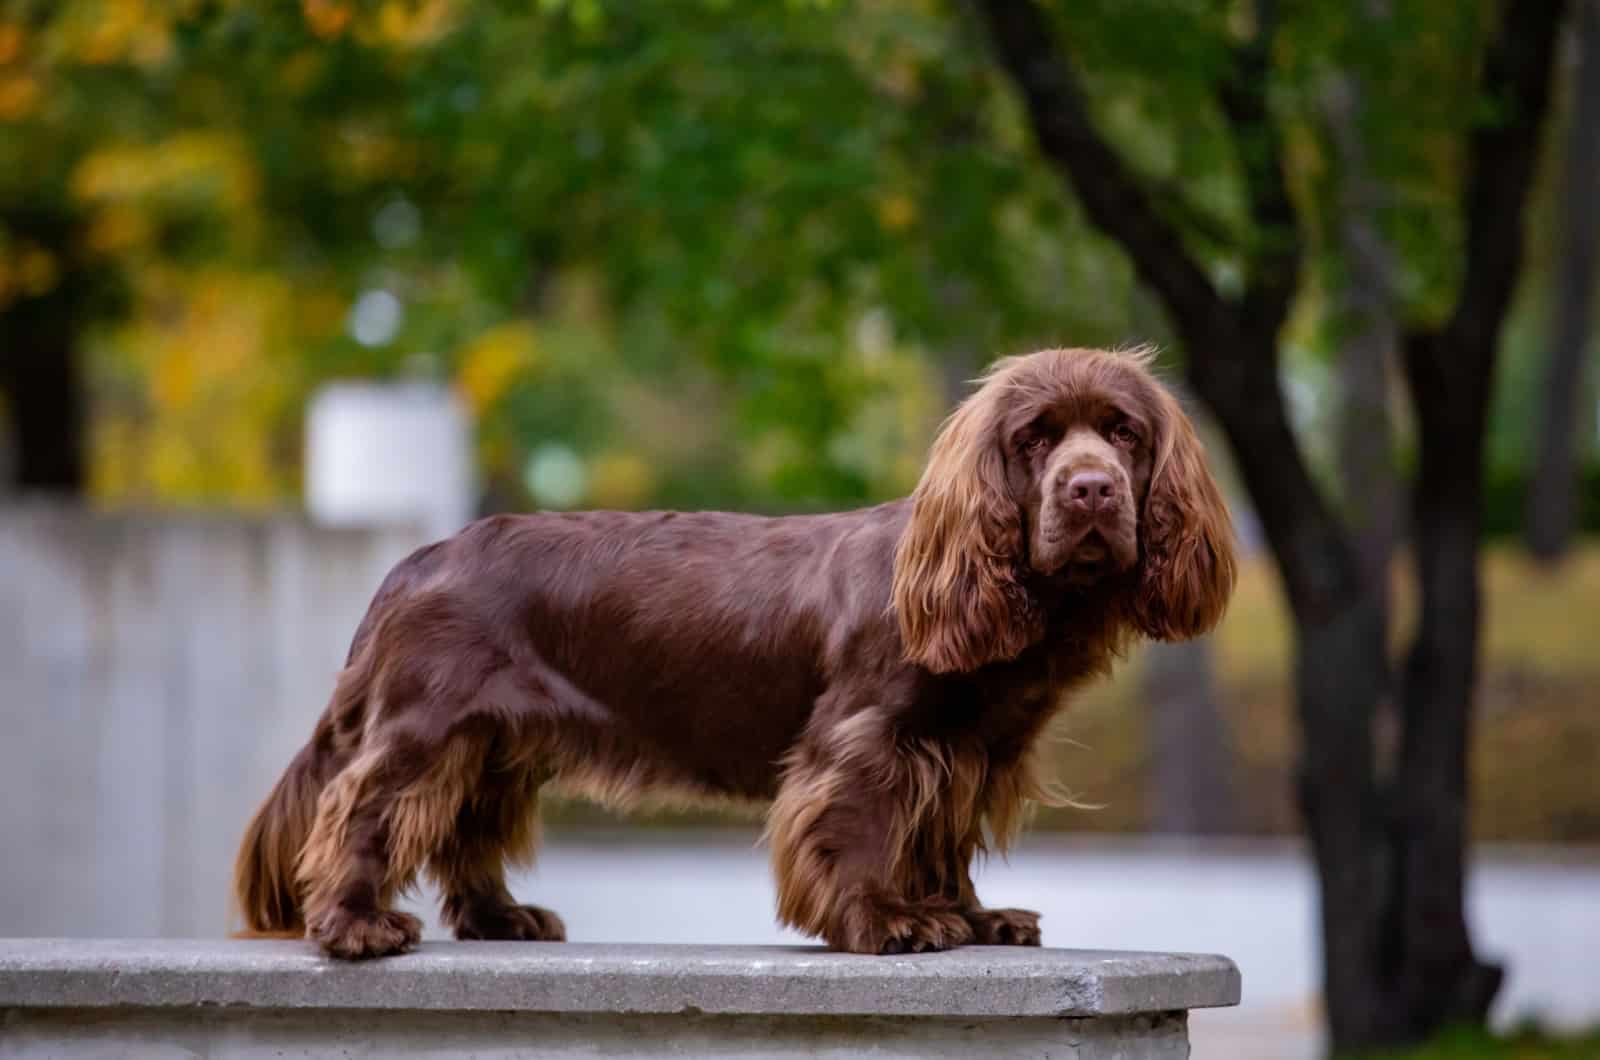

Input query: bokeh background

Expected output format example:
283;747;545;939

2;2;1597;1058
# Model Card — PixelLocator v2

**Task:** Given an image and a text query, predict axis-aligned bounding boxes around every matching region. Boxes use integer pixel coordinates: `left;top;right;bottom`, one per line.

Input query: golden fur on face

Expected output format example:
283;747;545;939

893;347;1236;673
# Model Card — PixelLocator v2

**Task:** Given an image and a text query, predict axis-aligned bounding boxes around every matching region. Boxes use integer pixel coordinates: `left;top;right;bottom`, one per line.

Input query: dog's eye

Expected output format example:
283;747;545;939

1021;435;1049;454
1110;423;1139;448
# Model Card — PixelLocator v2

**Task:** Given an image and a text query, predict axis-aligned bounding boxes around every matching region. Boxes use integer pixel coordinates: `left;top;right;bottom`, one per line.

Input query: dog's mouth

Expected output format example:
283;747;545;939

1033;502;1139;581
1059;532;1115;582
1051;524;1137;581
1071;536;1108;564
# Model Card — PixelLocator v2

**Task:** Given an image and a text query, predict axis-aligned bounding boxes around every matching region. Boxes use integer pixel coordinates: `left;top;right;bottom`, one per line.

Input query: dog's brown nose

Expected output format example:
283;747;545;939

1066;470;1116;513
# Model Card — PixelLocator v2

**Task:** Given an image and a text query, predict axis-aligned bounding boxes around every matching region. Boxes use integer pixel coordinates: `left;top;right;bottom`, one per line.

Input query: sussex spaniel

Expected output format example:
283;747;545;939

235;346;1235;959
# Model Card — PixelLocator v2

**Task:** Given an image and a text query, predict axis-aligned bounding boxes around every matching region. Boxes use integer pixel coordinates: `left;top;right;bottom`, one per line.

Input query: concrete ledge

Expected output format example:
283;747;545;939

0;939;1239;1017
0;940;1240;1059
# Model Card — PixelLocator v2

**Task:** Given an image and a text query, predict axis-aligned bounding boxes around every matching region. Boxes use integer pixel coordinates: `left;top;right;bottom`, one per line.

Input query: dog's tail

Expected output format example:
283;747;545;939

232;737;333;936
232;543;437;937
232;658;369;936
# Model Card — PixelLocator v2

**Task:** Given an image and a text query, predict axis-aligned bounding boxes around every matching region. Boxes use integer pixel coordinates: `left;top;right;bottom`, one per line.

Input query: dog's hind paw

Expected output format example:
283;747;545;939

309;907;423;960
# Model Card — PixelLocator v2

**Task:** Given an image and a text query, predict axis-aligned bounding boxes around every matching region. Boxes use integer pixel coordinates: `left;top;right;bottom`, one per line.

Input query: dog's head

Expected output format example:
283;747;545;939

892;347;1236;673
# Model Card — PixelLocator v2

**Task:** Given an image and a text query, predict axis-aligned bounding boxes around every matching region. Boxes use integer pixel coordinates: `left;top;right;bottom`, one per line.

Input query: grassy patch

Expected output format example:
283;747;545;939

1354;1025;1600;1059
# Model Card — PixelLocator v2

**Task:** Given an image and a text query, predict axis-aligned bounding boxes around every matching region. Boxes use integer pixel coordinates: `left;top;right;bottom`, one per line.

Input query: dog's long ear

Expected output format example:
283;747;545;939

893;369;1039;673
1129;385;1236;641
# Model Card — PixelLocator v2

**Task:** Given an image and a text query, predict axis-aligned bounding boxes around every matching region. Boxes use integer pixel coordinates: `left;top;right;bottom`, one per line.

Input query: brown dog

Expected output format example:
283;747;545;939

234;347;1235;959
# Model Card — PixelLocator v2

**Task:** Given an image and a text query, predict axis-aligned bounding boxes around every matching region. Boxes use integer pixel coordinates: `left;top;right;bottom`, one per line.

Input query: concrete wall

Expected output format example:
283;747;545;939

0;504;427;938
1;1009;1192;1060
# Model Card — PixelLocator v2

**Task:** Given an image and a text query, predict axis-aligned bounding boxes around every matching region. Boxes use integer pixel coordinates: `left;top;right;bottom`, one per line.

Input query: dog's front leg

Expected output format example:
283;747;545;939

909;821;1043;948
767;741;976;955
949;860;1043;947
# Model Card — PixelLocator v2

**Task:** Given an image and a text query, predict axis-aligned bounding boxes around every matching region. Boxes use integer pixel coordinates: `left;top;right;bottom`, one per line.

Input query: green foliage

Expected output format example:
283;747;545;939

0;0;1581;514
1483;461;1600;539
1351;1023;1600;1059
2;0;1143;510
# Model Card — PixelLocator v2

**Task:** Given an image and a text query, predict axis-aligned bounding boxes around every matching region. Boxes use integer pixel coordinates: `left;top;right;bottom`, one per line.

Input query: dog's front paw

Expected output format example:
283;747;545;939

965;906;1041;946
832;897;976;955
309;906;423;960
454;902;566;942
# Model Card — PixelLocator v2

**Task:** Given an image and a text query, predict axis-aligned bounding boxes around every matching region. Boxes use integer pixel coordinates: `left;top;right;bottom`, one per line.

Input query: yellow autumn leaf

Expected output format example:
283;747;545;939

84;206;151;256
91;263;302;505
457;322;539;412
151;348;197;411
0;73;39;120
302;0;353;39
148;429;200;497
89;416;140;501
0;24;25;65
876;193;917;232
75;0;150;66
374;0;457;47
73;134;258;214
586;452;654;509
214;416;275;505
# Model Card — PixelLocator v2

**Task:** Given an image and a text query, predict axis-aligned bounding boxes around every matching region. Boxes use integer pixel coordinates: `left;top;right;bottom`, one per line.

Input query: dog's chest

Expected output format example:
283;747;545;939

962;641;1108;757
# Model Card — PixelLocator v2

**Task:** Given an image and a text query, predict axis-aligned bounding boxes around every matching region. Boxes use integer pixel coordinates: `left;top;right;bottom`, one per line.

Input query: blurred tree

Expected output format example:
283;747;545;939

0;1;130;494
1317;0;1407;824
1526;0;1600;561
1320;0;1401;622
1144;637;1237;834
403;0;1134;509
2;0;1139;510
973;0;1566;1048
0;209;92;492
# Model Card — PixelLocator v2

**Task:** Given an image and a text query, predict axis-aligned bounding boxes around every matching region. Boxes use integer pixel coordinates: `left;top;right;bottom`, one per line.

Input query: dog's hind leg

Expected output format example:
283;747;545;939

297;726;487;959
430;747;564;943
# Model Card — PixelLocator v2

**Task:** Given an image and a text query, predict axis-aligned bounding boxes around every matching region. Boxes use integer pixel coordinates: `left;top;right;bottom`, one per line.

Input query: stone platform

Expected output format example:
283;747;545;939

0;938;1241;1058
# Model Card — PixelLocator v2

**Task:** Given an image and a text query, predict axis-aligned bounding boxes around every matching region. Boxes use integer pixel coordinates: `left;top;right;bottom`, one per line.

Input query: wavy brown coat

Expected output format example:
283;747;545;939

234;347;1236;958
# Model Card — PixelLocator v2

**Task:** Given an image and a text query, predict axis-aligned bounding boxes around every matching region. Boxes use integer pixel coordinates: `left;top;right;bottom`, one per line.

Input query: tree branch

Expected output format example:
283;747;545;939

974;0;1356;621
1526;0;1600;559
1219;0;1302;343
1145;177;1247;256
1405;0;1568;431
972;0;1231;350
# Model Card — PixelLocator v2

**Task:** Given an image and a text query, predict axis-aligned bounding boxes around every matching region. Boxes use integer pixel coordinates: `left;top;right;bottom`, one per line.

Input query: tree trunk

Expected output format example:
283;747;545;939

1145;638;1237;835
1192;353;1422;1046
1323;66;1400;619
973;0;1565;1049
1526;0;1600;561
1;342;84;493
1388;0;1567;1031
1295;597;1397;1046
1393;413;1504;1029
0;210;89;494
